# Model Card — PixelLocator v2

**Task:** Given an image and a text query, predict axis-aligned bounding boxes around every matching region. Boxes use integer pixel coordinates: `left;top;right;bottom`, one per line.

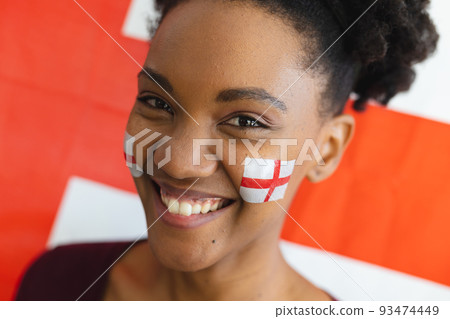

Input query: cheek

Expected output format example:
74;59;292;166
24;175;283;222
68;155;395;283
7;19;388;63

126;107;148;133
223;140;306;204
125;110;173;176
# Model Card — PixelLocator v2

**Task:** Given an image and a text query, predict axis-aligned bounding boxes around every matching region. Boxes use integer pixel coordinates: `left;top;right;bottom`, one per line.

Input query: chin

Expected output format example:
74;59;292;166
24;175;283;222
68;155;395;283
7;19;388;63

148;238;220;272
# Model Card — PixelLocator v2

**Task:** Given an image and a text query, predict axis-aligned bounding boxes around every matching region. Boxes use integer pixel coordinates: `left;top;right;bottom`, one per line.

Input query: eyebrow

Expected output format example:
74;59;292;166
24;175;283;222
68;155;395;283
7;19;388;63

216;88;287;112
138;67;287;112
138;67;174;94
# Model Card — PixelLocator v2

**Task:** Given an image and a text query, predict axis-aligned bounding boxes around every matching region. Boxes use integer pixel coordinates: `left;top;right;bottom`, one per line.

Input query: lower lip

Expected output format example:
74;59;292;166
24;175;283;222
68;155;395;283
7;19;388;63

150;181;233;229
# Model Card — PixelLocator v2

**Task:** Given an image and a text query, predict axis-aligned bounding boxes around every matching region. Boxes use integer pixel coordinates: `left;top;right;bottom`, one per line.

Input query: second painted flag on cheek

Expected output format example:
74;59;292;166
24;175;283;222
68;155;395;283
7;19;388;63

123;131;144;178
239;157;295;203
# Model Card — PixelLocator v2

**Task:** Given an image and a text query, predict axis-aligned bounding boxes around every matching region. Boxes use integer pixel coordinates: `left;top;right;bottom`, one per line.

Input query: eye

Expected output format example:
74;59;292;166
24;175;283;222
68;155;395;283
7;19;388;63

136;95;173;114
223;115;267;128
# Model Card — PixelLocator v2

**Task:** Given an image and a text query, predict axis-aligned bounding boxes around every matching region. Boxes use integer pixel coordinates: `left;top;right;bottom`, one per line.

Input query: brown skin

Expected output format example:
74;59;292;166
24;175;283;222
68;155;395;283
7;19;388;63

104;0;354;300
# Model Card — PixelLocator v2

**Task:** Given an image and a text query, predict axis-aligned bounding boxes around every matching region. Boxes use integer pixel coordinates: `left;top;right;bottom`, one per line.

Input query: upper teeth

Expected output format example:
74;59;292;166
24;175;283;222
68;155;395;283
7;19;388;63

161;191;225;216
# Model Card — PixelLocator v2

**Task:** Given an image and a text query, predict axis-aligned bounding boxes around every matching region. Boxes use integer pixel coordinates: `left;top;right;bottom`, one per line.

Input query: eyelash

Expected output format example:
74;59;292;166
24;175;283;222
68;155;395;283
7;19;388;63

222;115;267;129
137;95;174;114
136;95;268;129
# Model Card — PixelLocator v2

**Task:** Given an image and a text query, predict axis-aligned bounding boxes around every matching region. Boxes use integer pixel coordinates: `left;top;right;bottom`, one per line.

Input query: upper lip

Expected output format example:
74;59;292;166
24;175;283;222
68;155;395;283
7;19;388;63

152;178;233;200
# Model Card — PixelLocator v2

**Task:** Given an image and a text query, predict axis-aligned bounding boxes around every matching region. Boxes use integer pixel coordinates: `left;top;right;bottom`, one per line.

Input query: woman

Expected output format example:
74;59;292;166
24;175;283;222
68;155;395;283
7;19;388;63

16;0;438;300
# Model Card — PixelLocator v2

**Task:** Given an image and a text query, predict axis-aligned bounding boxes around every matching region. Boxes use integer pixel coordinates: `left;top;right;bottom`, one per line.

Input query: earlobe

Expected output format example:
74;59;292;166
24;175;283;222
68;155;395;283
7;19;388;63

306;114;355;183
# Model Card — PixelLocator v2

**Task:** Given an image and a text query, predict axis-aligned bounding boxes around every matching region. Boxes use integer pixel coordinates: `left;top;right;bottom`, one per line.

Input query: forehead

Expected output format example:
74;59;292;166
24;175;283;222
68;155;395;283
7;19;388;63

147;0;313;97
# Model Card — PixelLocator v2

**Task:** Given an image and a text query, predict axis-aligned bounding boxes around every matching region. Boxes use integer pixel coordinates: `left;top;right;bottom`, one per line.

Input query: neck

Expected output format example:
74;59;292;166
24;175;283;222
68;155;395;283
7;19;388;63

164;230;296;301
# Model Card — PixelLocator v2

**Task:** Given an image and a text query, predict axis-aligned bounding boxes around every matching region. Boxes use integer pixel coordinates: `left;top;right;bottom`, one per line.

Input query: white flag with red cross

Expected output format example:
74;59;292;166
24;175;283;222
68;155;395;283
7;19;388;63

239;157;295;203
123;131;144;178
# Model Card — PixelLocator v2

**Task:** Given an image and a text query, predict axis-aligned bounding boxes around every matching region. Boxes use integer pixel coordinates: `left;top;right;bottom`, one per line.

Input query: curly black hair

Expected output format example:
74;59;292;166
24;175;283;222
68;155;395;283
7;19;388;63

151;0;439;116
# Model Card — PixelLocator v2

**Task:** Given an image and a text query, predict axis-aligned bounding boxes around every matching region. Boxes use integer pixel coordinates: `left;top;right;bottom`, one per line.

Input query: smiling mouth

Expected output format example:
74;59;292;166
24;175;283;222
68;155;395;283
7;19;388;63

152;181;234;217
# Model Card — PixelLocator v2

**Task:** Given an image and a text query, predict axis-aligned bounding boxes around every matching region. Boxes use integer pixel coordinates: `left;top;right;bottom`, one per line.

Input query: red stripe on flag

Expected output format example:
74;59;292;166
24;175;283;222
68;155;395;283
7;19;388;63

240;160;291;202
264;160;281;202
123;151;136;164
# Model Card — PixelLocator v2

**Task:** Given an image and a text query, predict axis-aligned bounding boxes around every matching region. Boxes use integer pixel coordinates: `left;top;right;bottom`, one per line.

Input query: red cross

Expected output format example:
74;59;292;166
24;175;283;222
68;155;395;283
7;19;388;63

240;160;291;202
123;151;136;164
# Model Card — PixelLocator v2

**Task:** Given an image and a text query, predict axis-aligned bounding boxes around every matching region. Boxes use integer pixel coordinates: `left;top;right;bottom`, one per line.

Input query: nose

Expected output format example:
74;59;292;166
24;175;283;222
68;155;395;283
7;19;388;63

153;125;219;180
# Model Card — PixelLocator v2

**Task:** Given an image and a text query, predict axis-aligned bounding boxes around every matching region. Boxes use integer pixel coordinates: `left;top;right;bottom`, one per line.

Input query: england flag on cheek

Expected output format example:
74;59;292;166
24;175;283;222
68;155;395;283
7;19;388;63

123;131;144;178
239;157;296;203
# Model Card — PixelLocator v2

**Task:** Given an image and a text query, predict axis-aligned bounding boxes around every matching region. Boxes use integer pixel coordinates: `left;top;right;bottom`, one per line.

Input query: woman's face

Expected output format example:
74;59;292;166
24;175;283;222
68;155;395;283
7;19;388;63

126;0;351;271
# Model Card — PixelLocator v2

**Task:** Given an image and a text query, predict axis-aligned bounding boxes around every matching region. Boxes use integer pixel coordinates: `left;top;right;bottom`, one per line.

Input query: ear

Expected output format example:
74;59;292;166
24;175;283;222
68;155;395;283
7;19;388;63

306;114;355;183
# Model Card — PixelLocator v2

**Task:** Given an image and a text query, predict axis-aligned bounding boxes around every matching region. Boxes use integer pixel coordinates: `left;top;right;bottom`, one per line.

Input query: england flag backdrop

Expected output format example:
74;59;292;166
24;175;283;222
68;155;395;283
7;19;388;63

1;0;450;301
